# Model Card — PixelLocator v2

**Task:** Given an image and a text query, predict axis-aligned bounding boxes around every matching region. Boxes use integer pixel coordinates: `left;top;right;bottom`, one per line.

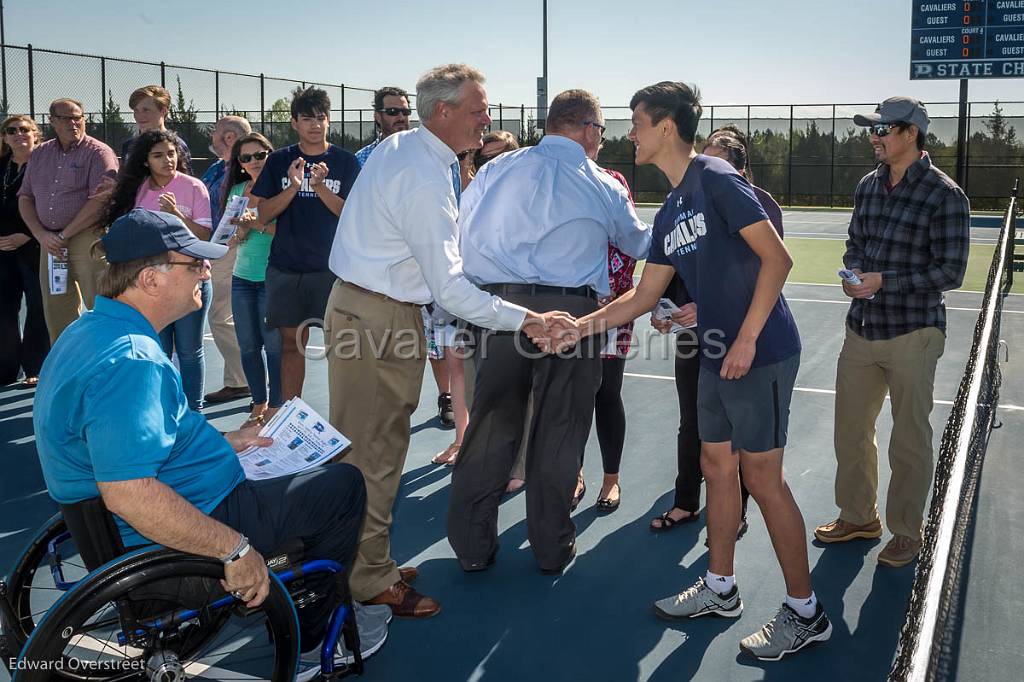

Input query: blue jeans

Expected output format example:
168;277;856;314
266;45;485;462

160;278;212;410
232;276;282;407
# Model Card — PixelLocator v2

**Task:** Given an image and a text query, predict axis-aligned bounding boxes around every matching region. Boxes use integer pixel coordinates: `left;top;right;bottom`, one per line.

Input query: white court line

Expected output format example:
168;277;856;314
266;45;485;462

786;281;1023;297
622;372;1024;412
784;297;1024;314
628;277;1022;298
786;231;997;244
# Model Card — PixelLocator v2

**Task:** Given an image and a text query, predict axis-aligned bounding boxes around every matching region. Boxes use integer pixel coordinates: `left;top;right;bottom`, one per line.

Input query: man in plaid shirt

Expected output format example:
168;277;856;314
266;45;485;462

815;97;969;569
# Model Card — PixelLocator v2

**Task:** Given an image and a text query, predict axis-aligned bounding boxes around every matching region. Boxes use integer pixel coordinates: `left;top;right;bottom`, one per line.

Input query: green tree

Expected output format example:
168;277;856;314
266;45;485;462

168;76;198;126
99;88;134;150
261;97;296;149
984;100;1017;145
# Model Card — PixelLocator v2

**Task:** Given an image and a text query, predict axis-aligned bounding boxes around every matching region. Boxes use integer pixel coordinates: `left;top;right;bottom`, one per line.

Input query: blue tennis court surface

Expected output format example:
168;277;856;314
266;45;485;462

1;211;1021;680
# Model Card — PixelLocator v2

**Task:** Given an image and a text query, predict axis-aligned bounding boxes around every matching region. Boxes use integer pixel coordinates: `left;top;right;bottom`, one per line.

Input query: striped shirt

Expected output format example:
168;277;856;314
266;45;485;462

843;152;970;340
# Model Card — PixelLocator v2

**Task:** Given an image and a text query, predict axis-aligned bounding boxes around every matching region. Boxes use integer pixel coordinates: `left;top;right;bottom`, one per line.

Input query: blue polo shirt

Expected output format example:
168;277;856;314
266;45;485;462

33;296;245;548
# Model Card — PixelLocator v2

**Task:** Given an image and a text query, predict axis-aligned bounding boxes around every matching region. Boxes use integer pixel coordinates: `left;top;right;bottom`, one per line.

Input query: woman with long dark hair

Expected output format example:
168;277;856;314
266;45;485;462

221;133;281;427
0;114;48;386
105;129;213;409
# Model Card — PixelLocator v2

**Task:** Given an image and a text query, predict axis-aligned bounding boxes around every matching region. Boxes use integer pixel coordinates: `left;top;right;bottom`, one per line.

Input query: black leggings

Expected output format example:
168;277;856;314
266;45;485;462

593;357;627;475
673;336;750;515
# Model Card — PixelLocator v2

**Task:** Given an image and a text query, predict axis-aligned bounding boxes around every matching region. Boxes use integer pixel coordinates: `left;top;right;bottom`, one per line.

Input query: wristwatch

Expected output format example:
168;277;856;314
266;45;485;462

57;230;66;241
222;534;251;565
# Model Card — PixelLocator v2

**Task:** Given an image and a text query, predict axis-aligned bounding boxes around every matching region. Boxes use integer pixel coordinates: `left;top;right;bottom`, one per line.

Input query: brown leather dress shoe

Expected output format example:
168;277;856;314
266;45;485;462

398;566;419;583
203;385;251;404
364;580;440;618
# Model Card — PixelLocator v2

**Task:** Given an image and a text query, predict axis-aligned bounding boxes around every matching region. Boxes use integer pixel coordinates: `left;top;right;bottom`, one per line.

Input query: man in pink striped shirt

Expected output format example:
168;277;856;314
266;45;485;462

19;98;119;342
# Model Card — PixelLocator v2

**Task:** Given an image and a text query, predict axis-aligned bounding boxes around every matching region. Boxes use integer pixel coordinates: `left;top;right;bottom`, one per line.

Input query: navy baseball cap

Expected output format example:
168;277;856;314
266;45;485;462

101;209;228;264
853;97;930;136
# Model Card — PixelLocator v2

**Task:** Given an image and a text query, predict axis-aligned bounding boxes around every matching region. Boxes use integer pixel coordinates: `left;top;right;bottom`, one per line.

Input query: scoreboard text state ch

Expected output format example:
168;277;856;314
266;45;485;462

912;1;1024;79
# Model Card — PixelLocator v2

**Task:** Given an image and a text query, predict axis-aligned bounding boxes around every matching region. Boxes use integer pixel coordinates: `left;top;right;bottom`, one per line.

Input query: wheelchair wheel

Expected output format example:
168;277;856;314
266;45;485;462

14;548;299;681
5;513;88;644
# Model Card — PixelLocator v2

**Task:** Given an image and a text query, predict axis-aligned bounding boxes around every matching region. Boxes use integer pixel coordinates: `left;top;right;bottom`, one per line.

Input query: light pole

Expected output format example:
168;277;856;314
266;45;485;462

537;0;547;130
1;0;7;115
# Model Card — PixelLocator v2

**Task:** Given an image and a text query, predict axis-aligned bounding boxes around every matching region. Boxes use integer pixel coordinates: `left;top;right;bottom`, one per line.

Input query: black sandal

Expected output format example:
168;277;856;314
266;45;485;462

649;509;700;533
595;484;621;513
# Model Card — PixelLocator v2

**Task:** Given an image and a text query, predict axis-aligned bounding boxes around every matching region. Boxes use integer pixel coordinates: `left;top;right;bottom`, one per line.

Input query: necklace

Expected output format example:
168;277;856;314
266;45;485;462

3;158;26;197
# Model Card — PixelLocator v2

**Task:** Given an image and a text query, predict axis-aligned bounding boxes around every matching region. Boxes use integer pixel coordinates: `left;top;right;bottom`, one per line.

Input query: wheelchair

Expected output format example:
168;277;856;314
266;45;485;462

0;497;364;681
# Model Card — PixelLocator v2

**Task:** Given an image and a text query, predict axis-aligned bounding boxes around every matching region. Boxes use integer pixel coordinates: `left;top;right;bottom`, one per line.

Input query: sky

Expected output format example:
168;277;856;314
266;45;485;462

5;0;1024;112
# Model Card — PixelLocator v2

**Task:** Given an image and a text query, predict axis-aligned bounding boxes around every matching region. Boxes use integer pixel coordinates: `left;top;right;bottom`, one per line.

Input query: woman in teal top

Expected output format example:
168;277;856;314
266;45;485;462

224;133;280;426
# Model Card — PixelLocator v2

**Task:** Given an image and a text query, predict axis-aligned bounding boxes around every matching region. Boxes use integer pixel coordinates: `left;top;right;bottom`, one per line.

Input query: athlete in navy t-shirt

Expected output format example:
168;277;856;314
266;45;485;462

646;153;801;372
575;81;830;661
249;87;360;404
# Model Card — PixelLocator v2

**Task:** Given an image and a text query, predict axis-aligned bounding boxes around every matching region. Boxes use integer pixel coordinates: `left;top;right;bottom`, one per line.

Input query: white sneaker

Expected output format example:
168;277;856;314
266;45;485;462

296;602;391;680
653;577;743;620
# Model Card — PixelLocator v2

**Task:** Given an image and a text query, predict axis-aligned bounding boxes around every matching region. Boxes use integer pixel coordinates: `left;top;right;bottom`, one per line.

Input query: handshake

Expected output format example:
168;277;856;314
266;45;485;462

521;311;586;354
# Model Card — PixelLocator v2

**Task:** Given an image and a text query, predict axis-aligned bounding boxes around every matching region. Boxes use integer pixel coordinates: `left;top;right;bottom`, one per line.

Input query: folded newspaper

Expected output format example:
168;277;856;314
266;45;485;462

210;194;249;245
236;397;351;480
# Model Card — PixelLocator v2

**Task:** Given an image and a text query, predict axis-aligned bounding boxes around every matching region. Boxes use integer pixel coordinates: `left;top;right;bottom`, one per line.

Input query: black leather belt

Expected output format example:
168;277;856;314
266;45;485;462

482;283;597;300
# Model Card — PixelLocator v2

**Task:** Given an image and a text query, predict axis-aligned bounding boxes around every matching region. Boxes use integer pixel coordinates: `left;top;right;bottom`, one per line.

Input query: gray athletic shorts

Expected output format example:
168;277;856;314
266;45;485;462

265;264;336;329
697;353;800;452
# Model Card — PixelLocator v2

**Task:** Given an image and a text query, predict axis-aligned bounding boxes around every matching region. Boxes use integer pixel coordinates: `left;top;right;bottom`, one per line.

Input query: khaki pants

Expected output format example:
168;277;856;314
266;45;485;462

208;245;246;388
325;281;425;601
833;325;945;538
38;230;104;343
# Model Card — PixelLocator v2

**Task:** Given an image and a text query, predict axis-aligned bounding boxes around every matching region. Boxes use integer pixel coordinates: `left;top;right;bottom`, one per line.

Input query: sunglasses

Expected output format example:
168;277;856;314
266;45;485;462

583;120;607;138
4;126;32;136
378;107;412;117
239;150;269;163
869;123;903;138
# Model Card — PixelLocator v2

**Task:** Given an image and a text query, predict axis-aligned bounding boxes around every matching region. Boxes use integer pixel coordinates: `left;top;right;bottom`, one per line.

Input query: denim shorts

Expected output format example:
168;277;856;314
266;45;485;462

697;353;800;453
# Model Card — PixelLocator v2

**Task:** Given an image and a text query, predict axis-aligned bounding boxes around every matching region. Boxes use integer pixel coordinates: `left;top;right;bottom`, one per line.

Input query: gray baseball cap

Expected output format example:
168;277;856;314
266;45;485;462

854;97;929;136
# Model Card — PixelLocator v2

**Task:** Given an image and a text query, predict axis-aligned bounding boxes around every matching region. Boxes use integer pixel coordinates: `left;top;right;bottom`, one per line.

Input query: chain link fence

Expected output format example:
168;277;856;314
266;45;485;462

2;43;1020;208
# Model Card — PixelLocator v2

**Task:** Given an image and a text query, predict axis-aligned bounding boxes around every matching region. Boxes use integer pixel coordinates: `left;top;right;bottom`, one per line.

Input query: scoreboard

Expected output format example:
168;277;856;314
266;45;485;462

911;1;1024;79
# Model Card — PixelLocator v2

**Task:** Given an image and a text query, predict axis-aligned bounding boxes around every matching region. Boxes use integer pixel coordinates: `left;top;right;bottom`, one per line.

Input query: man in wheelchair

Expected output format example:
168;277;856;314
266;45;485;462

30;209;373;679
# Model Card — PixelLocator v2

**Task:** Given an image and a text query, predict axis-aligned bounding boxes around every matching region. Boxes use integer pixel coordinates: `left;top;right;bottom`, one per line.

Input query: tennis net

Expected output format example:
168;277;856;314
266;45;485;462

888;180;1018;681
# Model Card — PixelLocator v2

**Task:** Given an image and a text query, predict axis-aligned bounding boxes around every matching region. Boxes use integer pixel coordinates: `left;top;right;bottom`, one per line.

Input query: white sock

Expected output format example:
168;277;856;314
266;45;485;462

704;570;735;595
786;591;818;619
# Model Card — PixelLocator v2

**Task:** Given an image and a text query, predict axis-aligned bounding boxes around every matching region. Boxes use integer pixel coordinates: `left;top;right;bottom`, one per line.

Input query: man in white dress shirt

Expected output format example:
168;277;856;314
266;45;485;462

326;64;572;618
446;89;651;575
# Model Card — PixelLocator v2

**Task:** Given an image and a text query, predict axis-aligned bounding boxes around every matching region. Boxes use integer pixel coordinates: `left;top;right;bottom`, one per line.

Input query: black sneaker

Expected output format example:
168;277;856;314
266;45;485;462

438;393;455;428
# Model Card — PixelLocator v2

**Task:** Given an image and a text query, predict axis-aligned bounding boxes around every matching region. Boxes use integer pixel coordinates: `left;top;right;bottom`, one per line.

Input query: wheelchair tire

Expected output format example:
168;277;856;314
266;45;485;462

13;548;299;681
5;513;85;646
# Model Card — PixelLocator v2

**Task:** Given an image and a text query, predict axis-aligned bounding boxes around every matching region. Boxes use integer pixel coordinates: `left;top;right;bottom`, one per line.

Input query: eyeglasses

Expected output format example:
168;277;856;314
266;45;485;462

583;120;607;138
378;107;412;117
163;259;208;273
239;150;269;163
869;123;901;138
51;114;85;124
4;126;32;136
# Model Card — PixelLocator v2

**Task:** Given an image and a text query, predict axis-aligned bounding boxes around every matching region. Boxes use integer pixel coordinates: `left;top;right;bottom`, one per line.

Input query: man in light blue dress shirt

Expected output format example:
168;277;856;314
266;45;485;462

446;89;651;575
